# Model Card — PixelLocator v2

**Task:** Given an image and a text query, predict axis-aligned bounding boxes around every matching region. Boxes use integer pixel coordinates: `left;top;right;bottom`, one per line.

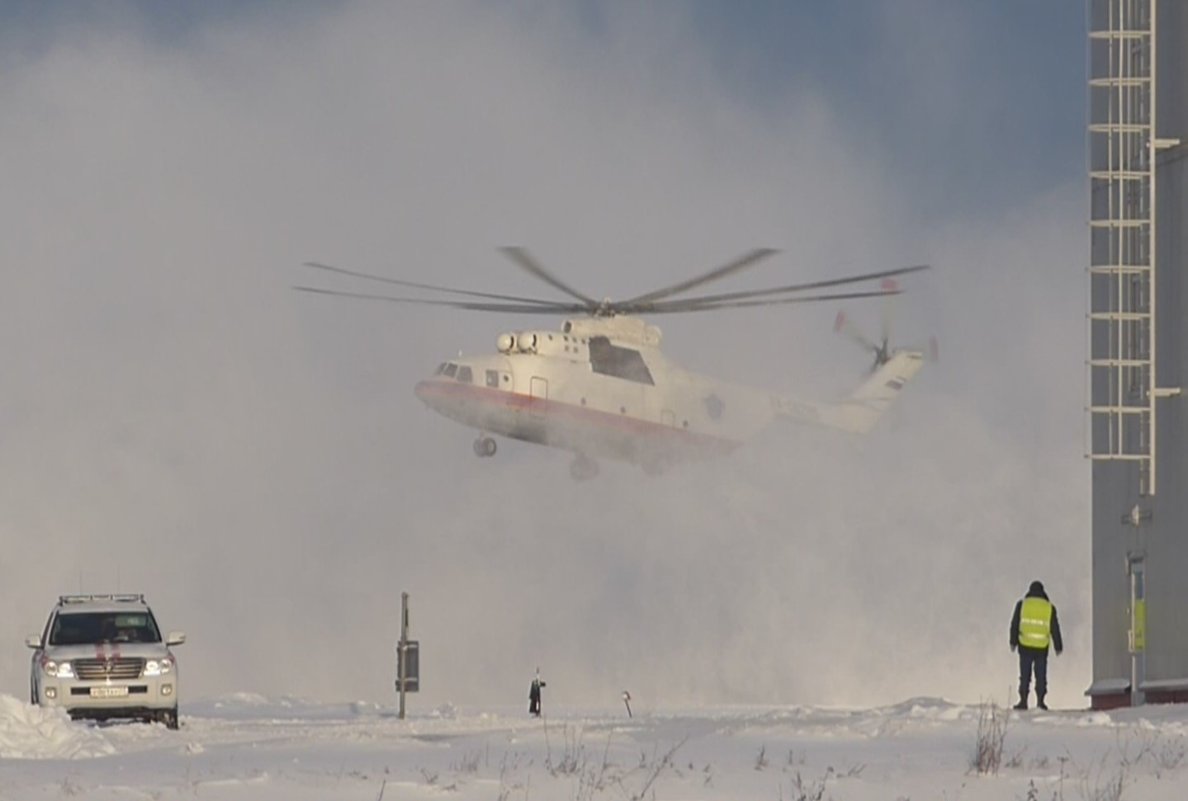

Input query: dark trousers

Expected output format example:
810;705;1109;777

1018;646;1049;699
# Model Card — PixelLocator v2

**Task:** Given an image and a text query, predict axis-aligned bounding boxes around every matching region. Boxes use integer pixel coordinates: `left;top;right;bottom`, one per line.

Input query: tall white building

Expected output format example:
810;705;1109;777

1088;0;1188;709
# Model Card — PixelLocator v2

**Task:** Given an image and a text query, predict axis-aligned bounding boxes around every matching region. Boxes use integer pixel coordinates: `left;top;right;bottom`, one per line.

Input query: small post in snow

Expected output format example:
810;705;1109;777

398;593;409;719
622;690;632;718
395;593;420;719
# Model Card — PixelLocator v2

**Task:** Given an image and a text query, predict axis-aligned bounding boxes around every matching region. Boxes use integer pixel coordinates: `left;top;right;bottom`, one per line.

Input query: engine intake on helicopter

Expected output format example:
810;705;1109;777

495;331;539;354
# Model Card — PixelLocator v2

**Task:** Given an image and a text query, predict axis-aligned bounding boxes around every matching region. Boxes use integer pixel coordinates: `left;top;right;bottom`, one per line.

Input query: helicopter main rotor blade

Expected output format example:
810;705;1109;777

619;248;780;307
498;247;599;308
622;264;929;312
641;287;901;314
293;285;589;314
303;262;563;306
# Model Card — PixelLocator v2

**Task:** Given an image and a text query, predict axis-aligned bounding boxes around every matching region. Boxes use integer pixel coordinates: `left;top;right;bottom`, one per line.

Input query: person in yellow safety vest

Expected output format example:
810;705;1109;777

1009;580;1064;710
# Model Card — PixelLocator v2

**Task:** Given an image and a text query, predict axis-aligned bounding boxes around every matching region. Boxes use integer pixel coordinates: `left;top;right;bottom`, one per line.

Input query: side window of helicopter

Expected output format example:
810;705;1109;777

588;336;655;385
443;363;458;378
456;366;473;384
435;363;448;375
485;369;499;388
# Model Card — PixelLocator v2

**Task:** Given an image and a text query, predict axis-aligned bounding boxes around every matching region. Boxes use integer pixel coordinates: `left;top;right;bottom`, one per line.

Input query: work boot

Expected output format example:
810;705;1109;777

1013;694;1028;711
1037;696;1048;711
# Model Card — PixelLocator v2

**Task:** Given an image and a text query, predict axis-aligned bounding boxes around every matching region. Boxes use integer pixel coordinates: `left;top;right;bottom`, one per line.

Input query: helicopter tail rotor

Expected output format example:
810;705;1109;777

833;309;891;372
834;284;935;373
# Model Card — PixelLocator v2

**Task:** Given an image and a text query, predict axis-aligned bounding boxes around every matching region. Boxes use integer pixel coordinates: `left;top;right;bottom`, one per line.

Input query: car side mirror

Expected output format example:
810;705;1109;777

25;634;42;649
166;631;186;646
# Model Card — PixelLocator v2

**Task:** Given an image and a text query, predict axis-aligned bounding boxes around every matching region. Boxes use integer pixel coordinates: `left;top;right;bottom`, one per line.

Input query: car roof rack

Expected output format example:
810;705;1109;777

58;593;145;605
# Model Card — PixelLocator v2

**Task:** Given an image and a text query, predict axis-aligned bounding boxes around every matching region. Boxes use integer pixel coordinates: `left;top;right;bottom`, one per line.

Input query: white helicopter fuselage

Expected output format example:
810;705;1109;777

414;315;922;472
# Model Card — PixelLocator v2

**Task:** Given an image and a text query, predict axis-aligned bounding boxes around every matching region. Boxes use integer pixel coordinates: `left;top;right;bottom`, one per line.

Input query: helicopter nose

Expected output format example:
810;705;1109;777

414;378;447;408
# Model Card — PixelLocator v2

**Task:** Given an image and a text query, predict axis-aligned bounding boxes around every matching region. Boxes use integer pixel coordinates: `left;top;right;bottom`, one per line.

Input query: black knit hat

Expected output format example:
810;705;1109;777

1029;580;1045;594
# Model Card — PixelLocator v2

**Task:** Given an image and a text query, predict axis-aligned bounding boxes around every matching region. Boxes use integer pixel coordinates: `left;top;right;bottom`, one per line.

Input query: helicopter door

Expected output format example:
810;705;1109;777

530;377;548;416
661;409;676;427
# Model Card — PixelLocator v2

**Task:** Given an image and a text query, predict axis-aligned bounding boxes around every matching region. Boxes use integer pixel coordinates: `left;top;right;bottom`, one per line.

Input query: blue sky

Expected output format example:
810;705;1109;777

682;1;1087;216
4;0;1087;218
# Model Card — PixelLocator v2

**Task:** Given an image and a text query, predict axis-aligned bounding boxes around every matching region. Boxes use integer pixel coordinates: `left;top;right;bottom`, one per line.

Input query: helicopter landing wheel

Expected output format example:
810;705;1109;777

473;436;497;458
569;454;599;481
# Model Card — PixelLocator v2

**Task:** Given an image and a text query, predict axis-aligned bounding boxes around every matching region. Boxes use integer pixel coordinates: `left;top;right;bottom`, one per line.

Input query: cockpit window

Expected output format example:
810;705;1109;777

588;336;654;385
443;363;458;378
456;366;473;384
435;363;448;375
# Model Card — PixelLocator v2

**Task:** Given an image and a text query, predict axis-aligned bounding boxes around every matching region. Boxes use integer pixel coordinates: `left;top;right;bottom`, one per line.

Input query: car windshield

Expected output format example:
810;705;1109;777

49;611;162;645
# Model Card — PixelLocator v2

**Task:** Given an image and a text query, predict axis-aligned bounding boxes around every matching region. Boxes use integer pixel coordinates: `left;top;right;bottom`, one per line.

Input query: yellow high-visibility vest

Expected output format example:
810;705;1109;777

1019;598;1052;649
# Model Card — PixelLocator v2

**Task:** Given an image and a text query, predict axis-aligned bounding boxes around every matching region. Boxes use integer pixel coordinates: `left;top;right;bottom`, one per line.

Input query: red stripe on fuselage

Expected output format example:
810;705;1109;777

414;379;739;459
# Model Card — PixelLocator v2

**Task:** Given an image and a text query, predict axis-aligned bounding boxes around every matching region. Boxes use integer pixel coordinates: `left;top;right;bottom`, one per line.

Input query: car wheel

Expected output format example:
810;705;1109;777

159;707;179;730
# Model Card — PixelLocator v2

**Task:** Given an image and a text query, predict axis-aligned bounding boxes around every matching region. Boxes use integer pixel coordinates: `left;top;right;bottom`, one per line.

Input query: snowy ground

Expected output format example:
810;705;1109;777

2;694;1187;800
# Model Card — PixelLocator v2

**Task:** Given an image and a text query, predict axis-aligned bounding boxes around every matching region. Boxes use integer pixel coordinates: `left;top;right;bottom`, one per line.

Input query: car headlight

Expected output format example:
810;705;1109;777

144;657;173;677
43;660;74;678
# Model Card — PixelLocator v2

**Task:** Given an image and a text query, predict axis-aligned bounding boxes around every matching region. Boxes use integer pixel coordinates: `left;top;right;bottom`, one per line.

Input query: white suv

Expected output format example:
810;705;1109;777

27;594;185;729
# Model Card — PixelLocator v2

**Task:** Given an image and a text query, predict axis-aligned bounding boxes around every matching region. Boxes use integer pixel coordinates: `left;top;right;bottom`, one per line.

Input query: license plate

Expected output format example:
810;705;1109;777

90;686;129;698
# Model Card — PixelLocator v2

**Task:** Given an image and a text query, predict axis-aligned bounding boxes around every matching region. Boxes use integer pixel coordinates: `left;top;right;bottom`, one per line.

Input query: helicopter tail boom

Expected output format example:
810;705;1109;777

772;350;924;434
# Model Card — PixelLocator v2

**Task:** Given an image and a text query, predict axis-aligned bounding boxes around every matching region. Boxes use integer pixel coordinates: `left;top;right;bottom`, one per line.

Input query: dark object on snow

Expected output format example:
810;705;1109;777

529;672;546;717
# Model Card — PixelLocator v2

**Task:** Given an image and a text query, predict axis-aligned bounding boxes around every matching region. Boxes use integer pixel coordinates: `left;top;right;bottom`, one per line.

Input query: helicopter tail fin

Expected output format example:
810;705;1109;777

773;350;925;434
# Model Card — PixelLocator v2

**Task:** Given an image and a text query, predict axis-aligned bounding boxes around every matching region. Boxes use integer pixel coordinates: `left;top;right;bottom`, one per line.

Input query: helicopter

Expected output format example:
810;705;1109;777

296;249;929;480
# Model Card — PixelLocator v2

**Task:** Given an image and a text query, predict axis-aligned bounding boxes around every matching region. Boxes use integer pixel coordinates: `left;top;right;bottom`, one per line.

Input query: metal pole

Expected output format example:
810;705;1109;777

1128;556;1146;707
399;592;409;720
